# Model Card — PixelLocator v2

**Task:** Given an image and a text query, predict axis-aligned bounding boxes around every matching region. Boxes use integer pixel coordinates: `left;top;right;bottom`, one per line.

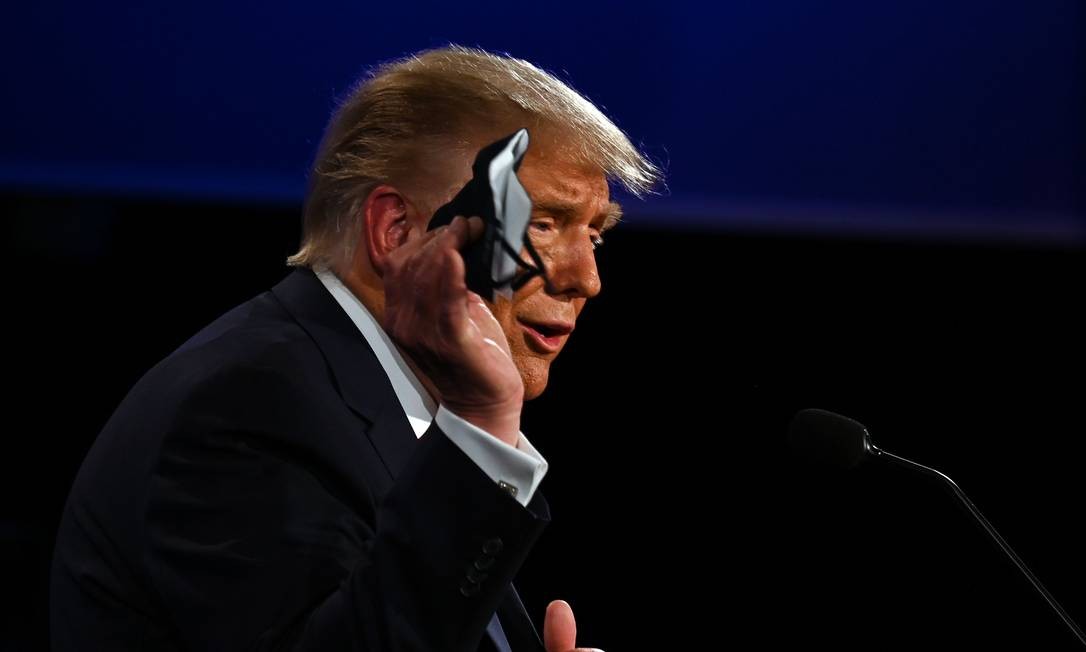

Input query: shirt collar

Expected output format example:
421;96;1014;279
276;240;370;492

315;269;437;438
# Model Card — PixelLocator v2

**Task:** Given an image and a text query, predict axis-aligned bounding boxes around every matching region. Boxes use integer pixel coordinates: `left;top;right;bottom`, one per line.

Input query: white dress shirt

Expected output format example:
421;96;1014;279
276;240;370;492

316;270;548;507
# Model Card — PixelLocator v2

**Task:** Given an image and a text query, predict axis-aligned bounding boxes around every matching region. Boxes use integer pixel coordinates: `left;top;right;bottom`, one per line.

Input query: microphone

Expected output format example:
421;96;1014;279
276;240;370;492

788;408;1086;647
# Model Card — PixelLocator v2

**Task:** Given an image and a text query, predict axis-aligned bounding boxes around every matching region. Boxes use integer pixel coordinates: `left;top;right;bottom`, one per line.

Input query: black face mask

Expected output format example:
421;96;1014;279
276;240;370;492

426;128;552;303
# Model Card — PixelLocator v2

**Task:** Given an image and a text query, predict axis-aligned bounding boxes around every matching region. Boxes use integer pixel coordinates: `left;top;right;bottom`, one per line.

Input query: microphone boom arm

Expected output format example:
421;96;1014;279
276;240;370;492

872;446;1086;647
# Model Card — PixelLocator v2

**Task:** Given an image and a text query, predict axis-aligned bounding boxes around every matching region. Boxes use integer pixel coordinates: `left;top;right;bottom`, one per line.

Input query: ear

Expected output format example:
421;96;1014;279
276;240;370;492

363;184;415;276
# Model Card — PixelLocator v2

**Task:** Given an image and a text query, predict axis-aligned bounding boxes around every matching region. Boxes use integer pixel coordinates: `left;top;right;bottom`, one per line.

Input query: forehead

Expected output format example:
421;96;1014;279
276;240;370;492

516;144;612;219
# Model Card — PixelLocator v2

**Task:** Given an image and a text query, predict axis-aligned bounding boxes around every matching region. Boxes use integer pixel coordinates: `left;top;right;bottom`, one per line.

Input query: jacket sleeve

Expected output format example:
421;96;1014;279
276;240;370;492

144;362;549;651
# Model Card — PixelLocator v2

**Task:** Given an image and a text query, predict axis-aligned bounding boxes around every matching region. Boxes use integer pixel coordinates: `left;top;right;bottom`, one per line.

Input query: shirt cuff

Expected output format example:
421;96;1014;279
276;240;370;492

434;404;548;507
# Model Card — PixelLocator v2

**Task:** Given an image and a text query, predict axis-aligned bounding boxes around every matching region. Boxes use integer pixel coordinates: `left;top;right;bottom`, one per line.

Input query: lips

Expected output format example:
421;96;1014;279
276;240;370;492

517;318;574;354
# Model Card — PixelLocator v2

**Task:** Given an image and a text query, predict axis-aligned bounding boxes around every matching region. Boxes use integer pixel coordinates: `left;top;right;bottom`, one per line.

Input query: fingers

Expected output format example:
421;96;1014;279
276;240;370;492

440;237;470;343
402;216;467;303
439;214;472;251
384;220;460;344
391;216;481;280
382;211;525;421
389;216;489;355
544;601;606;652
465;215;485;242
544;600;576;652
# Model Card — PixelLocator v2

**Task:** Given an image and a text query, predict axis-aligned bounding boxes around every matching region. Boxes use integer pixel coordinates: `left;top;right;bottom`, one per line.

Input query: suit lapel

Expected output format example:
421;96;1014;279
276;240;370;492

270;268;417;480
272;268;544;650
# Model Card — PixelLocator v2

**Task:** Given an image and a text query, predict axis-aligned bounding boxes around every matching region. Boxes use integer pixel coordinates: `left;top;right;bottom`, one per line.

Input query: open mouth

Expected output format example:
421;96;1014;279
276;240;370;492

517;319;573;353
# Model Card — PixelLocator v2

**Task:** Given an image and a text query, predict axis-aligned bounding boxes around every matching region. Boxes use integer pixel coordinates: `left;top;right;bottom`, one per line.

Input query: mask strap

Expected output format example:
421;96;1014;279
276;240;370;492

493;230;554;293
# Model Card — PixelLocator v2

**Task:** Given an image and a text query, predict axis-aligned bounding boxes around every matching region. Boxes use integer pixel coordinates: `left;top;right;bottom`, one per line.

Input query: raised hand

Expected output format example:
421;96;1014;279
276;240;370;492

382;215;524;446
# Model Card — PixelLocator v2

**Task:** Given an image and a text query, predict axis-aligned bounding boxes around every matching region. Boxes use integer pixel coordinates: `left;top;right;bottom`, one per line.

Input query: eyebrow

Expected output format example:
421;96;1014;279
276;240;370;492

602;201;623;232
532;199;624;232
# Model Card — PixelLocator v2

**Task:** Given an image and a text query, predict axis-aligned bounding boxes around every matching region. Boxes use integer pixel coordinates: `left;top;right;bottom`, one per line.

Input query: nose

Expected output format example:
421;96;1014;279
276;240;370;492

541;231;602;299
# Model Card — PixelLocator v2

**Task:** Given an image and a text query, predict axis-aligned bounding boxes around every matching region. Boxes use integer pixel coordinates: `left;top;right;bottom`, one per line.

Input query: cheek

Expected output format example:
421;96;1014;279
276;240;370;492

494;287;555;398
488;299;516;335
501;318;552;399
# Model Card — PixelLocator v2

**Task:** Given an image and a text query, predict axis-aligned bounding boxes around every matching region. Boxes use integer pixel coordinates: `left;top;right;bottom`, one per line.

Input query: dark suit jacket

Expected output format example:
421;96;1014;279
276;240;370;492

51;268;550;651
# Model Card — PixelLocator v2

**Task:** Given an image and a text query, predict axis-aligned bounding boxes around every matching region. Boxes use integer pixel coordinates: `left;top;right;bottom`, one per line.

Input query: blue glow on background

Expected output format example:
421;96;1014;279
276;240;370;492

3;0;1083;241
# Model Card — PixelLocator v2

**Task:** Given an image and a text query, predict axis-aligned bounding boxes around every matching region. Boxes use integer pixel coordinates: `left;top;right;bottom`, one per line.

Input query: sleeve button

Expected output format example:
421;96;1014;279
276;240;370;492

466;565;489;583
459;581;482;597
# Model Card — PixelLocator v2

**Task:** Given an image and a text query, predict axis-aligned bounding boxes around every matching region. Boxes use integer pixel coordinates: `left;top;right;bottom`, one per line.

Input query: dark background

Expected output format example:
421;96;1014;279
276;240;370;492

3;0;1084;649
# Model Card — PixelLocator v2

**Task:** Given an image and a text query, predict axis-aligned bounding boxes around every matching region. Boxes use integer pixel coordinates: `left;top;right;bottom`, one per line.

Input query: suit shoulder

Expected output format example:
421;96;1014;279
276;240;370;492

133;289;337;423
175;288;317;369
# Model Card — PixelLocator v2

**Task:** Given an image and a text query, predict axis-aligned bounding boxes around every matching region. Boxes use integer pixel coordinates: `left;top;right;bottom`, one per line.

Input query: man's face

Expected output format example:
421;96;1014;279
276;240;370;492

407;134;618;400
486;143;618;400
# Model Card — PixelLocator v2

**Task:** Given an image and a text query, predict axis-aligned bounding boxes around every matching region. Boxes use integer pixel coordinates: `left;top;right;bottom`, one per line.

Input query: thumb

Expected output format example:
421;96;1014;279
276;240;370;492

543;600;576;652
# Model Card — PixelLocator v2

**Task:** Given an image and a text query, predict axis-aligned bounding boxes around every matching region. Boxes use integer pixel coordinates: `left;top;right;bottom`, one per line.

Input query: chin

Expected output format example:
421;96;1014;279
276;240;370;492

516;357;551;401
523;381;548;401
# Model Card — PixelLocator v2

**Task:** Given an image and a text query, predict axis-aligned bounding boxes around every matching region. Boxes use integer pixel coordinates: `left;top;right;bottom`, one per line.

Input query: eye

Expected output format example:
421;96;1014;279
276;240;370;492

590;233;605;251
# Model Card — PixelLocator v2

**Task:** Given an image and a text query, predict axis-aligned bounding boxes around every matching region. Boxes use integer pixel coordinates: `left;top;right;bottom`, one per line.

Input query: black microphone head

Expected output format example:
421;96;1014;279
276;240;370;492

788;408;875;470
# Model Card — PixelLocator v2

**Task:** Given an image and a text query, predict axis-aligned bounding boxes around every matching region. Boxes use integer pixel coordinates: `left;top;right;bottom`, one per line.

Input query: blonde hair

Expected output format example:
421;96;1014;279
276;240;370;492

287;45;662;270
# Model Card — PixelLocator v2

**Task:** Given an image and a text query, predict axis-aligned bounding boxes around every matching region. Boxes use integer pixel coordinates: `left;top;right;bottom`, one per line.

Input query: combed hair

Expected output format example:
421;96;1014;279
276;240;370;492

287;45;662;270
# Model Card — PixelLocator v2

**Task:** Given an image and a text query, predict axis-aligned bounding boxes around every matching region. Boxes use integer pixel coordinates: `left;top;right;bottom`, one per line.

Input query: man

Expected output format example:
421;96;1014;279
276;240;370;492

50;46;660;651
